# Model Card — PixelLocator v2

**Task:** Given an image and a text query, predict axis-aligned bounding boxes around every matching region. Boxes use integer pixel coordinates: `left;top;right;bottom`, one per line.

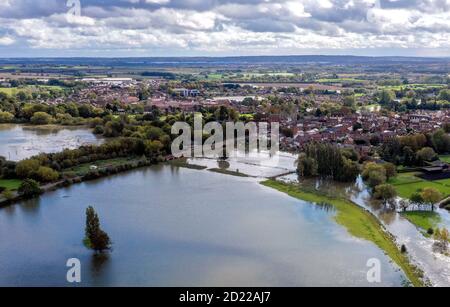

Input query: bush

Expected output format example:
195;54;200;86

30;112;53;125
2;189;15;200
0;111;14;123
16;159;41;178
427;228;434;236
18;179;42;198
35;166;59;183
401;245;407;254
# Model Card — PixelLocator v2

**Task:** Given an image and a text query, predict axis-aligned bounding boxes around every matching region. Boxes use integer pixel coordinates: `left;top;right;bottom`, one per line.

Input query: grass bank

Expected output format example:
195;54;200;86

261;179;425;287
400;211;441;235
0;179;22;191
208;168;250;177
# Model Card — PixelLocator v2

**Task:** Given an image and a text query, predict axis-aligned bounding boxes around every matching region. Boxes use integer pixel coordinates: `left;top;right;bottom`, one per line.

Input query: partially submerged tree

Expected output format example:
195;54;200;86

374;184;398;206
85;206;111;252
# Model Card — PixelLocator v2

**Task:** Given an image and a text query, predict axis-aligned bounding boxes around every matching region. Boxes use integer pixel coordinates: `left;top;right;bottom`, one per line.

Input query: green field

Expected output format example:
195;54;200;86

0;85;64;97
401;211;441;233
379;84;446;91
261;179;424;287
395;181;450;200
317;78;366;83
439;155;450;163
0;87;18;96
0;179;22;191
388;172;423;185
63;157;142;176
389;172;450;200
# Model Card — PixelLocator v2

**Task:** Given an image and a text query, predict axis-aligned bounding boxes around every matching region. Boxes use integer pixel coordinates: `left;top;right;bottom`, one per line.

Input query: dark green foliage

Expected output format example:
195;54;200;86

18;179;43;198
85;206;111;252
297;143;360;182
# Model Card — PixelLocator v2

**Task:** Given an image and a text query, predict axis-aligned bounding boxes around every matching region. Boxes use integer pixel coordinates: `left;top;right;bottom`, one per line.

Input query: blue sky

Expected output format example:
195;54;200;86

1;0;450;57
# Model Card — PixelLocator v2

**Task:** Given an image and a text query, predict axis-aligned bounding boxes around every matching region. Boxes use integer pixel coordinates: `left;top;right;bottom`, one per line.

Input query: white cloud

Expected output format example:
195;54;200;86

1;0;450;55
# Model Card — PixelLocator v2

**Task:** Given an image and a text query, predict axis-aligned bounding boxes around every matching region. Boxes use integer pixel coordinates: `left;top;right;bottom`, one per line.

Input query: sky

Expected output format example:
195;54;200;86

1;0;450;57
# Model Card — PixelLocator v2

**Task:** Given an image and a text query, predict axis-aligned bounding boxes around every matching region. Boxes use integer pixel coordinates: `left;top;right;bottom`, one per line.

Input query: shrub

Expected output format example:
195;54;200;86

30;112;53;125
16;159;41;178
35;166;59;183
18;179;43;198
0;111;14;123
2;189;15;200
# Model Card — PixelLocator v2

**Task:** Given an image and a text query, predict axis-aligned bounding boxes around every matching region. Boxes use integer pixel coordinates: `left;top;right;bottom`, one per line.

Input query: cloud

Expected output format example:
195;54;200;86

0;0;450;56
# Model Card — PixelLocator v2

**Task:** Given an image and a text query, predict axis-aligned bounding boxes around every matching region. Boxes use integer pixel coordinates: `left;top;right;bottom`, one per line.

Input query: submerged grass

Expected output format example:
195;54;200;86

208;168;250;177
261;179;425;287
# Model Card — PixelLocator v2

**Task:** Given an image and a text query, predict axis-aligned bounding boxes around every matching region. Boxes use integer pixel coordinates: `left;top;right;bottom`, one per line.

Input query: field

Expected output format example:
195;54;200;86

0;179;22;191
379;84;446;91
0;85;65;97
389;172;450;200
439;155;450;163
63;157;142;177
401;211;441;233
316;78;366;83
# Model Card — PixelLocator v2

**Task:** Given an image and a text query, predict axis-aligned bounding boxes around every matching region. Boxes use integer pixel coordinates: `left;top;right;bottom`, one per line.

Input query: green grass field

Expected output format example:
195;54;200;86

63;158;141;176
439;155;450;163
379;84;446;91
317;78;366;83
394;181;450;200
388;172;424;185
0;85;64;97
0;179;22;191
261;179;424;287
401;211;441;233
389;172;450;200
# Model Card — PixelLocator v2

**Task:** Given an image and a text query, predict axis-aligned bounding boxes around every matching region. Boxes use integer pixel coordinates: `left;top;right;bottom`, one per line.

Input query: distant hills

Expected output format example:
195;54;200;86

1;55;450;67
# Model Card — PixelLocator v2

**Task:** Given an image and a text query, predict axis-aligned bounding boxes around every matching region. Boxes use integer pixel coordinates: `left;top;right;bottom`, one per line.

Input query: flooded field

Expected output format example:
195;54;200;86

0;124;103;161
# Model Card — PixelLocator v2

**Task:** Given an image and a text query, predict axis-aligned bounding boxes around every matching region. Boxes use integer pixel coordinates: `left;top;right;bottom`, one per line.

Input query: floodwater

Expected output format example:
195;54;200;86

277;174;450;287
0;124;103;161
0;165;407;287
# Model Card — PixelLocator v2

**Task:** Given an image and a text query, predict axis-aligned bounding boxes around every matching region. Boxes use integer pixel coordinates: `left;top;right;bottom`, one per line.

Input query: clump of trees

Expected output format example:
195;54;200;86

410;188;443;212
362;162;398;206
18;179;43;198
85;206;111;252
297;143;360;182
381;128;450;166
362;162;397;188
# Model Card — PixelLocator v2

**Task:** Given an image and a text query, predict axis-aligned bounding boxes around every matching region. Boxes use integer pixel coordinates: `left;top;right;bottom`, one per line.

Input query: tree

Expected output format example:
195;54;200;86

374;184;397;205
432;129;450;154
18;179;43;198
421;188;443;212
35;166;59;183
379;90;395;105
85;206;111;252
30;112;52;125
416;147;437;163
0;111;14;123
362;162;387;188
15;159;41;178
382;163;397;180
296;153;318;177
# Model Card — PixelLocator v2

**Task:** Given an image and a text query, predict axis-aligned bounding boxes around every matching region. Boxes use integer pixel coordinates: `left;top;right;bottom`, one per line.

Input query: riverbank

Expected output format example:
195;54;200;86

0;156;157;208
261;179;426;287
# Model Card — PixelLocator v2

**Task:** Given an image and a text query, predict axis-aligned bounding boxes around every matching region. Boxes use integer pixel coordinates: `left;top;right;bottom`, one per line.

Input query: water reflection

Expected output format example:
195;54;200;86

0;124;103;161
0;165;406;287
